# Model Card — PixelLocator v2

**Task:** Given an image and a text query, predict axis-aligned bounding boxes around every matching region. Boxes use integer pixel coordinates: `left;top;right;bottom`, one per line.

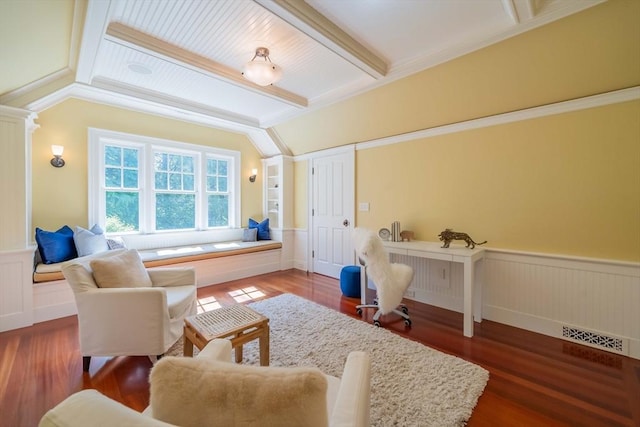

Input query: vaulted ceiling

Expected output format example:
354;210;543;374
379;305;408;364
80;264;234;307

1;0;603;157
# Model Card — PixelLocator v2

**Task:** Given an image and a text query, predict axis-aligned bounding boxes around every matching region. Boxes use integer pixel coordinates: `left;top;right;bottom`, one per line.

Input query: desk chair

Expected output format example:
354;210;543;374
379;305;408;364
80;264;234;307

353;228;414;327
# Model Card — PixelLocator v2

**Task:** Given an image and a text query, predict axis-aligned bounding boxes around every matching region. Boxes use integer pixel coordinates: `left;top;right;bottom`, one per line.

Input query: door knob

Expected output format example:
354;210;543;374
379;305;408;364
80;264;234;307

343;219;349;227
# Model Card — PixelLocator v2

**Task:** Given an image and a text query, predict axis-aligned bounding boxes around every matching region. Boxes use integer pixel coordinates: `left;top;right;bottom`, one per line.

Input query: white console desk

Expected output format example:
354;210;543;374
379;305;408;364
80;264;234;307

380;240;485;337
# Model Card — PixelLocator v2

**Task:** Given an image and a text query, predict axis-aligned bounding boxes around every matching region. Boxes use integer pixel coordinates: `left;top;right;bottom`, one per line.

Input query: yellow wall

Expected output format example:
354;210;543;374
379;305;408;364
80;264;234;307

0;0;75;95
31;99;263;237
356;100;640;261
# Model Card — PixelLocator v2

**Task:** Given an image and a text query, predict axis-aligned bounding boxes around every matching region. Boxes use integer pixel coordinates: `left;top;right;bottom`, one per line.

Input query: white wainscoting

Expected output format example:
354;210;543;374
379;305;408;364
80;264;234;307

483;250;639;359
390;249;640;360
293;228;308;271
0;248;35;332
271;228;295;270
33;280;76;323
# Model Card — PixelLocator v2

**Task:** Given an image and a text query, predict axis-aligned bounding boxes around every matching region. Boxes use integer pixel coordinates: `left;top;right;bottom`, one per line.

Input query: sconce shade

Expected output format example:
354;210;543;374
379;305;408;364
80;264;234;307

242;47;282;86
249;168;258;183
51;145;65;168
51;145;64;156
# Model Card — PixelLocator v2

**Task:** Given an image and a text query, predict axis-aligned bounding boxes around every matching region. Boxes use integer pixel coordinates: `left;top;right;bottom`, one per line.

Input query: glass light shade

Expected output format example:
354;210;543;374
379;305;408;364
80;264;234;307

242;61;283;86
51;145;64;156
251;168;258;175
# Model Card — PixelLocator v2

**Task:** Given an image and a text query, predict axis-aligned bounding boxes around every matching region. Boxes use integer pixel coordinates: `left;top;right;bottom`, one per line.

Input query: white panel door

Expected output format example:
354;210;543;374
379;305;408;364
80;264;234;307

311;149;354;278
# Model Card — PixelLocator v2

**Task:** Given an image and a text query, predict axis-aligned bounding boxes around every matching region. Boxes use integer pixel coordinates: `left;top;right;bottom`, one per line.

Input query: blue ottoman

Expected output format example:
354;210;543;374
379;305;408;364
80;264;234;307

340;265;361;298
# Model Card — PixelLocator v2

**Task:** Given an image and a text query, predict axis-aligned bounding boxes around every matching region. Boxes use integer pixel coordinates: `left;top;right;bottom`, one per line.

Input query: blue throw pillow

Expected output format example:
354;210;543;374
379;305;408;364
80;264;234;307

35;225;77;264
248;218;270;240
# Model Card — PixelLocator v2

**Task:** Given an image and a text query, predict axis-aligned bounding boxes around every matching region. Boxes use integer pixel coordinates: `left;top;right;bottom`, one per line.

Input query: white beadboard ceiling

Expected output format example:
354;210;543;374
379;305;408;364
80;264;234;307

41;0;605;156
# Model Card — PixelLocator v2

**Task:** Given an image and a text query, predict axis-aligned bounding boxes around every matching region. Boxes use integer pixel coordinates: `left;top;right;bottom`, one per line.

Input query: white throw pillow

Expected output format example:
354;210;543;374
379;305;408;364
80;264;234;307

150;356;328;427
90;249;152;288
74;224;109;257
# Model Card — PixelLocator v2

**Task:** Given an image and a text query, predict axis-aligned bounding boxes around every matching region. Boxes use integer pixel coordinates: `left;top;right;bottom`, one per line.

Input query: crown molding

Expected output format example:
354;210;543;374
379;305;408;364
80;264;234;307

356;86;640;151
0;69;74;107
24;82;282;158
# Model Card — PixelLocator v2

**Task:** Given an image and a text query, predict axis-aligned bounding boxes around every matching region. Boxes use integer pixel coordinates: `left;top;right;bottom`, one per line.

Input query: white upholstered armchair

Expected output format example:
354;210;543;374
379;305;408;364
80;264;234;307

40;339;371;427
61;249;197;371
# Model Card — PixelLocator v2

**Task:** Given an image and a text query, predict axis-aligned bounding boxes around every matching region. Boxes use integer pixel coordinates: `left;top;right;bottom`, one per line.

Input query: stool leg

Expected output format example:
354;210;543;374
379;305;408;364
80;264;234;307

234;332;243;363
259;326;270;366
183;334;194;357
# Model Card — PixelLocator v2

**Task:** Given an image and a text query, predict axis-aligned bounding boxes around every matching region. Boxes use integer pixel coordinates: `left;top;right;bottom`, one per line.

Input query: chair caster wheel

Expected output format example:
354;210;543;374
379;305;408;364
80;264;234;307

373;320;381;327
404;319;412;326
356;308;362;316
401;306;409;314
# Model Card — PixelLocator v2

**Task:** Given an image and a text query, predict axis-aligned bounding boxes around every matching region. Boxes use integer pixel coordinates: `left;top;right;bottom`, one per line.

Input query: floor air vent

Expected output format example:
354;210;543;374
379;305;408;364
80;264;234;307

562;326;626;355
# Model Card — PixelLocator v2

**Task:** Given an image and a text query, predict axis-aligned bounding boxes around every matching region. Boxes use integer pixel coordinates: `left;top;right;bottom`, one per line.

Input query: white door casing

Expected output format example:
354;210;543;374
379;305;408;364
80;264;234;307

310;147;355;278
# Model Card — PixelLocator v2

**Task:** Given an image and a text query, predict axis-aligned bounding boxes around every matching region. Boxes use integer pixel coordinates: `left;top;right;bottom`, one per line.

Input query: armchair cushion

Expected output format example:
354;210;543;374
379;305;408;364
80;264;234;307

150;356;329;427
90;249;152;288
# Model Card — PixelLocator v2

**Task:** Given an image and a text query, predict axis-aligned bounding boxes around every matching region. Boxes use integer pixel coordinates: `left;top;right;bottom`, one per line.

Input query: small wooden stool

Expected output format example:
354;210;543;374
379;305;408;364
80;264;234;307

183;304;270;366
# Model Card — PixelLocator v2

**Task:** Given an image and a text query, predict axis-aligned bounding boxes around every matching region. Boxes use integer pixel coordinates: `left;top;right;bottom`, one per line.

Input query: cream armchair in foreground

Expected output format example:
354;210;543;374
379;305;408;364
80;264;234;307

39;339;371;427
61;249;197;371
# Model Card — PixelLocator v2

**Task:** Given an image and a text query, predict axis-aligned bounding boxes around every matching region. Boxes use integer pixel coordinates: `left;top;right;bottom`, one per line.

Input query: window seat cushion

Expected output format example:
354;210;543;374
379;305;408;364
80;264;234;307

33;240;282;283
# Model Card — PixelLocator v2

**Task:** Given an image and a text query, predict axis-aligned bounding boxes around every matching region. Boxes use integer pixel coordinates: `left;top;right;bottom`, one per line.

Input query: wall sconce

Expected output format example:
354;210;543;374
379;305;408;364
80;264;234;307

50;145;65;168
249;168;258;183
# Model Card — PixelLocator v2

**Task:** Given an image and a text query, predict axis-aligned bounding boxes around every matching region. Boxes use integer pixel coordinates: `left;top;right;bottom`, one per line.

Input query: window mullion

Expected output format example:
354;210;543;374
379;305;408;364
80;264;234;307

144;144;154;233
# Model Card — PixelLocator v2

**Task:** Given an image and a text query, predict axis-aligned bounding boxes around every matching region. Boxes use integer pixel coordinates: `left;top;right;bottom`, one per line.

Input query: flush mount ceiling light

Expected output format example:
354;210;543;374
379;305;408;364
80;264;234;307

242;47;283;86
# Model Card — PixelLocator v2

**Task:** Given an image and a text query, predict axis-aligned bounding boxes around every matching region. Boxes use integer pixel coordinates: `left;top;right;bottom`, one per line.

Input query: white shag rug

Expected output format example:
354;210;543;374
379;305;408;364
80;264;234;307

168;293;489;426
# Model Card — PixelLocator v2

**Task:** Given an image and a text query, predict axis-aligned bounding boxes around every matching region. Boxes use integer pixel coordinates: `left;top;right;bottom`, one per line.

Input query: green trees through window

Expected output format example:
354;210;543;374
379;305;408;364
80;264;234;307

105;146;140;232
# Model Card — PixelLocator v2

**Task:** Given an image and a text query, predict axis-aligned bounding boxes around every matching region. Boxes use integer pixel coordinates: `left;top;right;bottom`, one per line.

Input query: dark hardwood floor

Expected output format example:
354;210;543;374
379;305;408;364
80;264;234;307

1;270;638;426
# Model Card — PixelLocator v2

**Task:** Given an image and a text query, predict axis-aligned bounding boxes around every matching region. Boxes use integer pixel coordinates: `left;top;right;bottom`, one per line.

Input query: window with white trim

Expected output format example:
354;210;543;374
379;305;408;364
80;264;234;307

88;128;241;234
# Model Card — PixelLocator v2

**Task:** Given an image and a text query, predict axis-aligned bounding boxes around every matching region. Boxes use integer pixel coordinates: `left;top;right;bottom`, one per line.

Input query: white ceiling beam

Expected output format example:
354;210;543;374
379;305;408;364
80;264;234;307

255;0;387;79
501;0;539;24
75;0;113;84
501;0;520;23
106;22;308;108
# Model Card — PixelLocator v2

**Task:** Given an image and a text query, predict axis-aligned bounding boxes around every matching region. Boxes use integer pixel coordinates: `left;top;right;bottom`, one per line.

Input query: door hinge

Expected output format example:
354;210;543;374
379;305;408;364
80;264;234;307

312;208;314;216
312;167;314;175
312;250;315;258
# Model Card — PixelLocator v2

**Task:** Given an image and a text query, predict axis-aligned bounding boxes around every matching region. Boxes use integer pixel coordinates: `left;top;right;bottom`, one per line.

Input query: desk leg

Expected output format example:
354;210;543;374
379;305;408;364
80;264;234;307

463;260;474;337
474;259;484;323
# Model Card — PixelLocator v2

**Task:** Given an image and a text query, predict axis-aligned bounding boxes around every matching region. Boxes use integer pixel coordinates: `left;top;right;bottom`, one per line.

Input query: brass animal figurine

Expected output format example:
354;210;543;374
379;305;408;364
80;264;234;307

438;229;487;249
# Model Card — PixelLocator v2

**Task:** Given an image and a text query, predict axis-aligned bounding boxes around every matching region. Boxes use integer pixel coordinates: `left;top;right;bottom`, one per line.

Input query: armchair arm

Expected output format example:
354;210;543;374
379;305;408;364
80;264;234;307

148;267;196;288
75;287;169;356
197;338;232;361
330;351;371;427
39;390;174;427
